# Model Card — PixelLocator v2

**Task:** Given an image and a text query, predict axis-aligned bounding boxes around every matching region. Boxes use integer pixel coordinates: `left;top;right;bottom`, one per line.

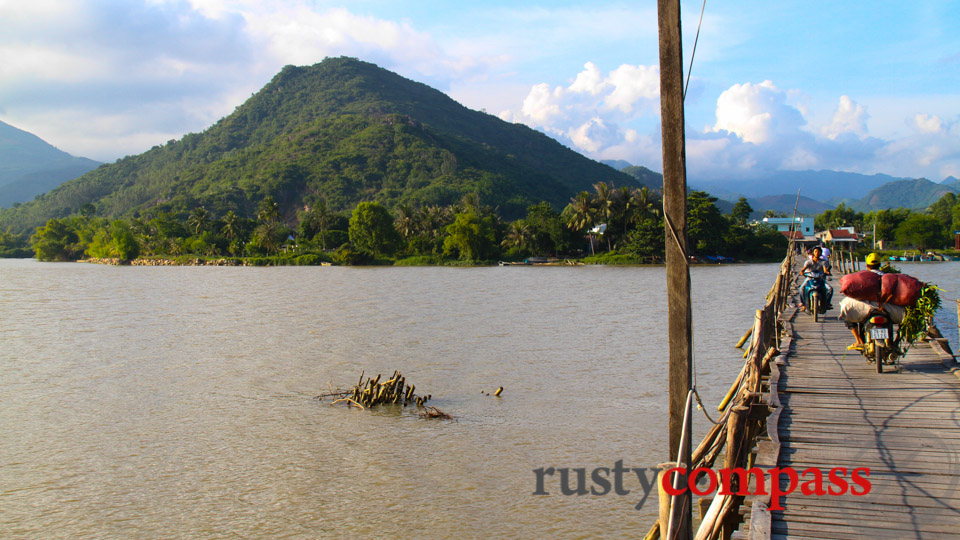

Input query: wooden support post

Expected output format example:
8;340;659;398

658;463;673;538
725;405;748;472
658;0;692;464
659;0;691;536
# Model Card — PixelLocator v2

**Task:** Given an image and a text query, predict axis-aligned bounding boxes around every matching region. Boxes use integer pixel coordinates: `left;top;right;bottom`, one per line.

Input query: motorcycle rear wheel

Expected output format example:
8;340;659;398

875;343;884;373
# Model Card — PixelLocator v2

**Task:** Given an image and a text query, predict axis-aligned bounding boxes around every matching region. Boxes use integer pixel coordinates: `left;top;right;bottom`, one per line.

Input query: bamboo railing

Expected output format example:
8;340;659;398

644;252;795;540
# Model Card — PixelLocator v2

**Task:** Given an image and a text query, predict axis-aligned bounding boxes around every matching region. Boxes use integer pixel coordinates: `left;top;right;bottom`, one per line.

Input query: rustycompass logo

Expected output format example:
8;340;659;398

533;461;872;510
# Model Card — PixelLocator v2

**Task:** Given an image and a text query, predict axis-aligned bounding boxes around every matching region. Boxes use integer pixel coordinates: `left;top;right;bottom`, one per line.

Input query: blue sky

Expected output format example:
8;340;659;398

2;0;959;184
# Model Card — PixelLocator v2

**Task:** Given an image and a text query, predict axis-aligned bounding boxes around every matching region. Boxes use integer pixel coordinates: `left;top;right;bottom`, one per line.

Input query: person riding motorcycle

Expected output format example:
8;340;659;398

841;252;888;350
800;246;833;312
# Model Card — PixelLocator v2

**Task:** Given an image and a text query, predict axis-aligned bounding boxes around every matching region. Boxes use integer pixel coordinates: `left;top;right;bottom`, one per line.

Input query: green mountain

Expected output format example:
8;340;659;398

0;57;643;233
846;177;958;211
0;120;100;207
621;165;663;189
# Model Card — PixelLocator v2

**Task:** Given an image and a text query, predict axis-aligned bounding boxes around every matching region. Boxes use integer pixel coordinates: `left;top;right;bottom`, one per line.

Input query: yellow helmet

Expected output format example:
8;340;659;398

865;253;880;266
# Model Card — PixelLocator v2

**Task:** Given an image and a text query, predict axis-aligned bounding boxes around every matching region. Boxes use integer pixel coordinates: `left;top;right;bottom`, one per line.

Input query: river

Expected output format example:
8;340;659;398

0;259;956;539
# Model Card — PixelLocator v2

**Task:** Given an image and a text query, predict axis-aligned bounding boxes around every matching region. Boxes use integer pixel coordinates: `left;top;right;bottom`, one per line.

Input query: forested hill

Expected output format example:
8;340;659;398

0;120;100;206
0;57;643;233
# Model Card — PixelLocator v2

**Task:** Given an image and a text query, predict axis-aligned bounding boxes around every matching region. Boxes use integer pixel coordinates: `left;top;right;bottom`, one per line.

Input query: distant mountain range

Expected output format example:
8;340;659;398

608;159;958;215
0;57;645;233
0;120;100;208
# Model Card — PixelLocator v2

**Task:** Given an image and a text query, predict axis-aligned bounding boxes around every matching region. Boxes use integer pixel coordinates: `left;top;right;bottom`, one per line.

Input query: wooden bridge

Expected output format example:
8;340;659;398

748;263;960;539
646;254;960;540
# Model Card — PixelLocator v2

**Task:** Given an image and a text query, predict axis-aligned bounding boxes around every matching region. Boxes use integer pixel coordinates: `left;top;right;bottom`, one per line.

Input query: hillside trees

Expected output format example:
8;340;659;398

348;202;401;256
862;208;911;246
443;210;498;261
0;228;30;257
815;202;863;231
31;218;83;261
895;213;947;251
686;191;727;254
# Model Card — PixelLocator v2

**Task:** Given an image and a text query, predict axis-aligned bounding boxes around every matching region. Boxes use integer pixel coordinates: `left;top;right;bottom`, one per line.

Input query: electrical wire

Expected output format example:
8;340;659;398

683;0;708;102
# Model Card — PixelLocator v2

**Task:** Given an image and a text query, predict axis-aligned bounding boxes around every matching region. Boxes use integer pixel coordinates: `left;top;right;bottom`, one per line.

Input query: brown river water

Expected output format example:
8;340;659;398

0;259;956;539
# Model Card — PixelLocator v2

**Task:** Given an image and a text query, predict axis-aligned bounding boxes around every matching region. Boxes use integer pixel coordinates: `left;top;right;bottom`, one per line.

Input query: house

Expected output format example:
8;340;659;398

819;227;860;249
762;216;817;246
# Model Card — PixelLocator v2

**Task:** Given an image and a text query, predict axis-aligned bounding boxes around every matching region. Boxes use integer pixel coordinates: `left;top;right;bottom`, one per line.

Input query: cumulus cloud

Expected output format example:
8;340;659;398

604;64;659;113
822;95;869;139
505;67;960;184
710;81;805;144
520;83;565;126
568;62;607;95
501;61;661;162
914;113;942;134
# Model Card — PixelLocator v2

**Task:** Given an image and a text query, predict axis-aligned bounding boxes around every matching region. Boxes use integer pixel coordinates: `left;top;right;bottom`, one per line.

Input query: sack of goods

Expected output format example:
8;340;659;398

839;270;881;302
880;273;923;307
839;298;905;324
840;270;923;308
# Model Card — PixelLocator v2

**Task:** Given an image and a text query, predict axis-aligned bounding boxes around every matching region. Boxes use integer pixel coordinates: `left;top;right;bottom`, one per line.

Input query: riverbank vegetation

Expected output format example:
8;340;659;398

16;184;790;265
10;185;960;266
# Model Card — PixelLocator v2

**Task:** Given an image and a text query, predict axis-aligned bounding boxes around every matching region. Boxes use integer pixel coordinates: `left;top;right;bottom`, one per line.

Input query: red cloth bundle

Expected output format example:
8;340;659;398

880;273;923;307
840;270;881;302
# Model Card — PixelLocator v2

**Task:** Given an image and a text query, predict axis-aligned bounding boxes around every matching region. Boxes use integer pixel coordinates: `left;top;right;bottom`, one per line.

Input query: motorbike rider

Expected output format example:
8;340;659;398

843;252;884;350
800;246;833;312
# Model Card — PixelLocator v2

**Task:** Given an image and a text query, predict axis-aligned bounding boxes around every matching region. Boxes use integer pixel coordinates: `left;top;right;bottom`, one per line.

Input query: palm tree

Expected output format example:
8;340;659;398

612;186;633;239
188;207;208;236
252;221;284;254
394;203;416;241
221;211;239;240
501;222;533;253
567;191;597;254
257;196;281;224
593;182;615;250
220;211;241;255
308;198;332;250
632;186;658;223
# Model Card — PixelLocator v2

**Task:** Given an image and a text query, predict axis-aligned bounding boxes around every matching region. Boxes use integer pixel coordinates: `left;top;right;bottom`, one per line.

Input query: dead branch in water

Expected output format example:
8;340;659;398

330;397;366;410
322;371;433;410
418;406;452;420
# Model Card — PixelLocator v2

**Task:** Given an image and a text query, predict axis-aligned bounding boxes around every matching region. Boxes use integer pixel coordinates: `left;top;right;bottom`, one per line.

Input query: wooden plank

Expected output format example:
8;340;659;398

771;519;960;539
778;497;960;515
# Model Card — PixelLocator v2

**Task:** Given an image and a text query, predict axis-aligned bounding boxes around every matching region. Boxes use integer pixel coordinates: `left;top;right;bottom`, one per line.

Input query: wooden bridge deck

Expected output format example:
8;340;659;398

769;292;960;539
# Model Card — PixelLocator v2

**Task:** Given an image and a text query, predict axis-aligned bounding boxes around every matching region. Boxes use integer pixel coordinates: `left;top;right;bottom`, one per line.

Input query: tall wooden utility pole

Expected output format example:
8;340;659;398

658;0;692;538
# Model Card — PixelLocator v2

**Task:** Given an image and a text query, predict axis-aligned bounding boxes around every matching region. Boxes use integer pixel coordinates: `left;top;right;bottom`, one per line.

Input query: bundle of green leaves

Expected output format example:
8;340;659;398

899;284;943;344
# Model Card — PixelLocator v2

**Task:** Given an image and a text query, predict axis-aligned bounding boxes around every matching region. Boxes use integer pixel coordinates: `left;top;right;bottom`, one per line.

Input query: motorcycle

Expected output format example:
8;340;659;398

858;308;903;373
801;273;830;322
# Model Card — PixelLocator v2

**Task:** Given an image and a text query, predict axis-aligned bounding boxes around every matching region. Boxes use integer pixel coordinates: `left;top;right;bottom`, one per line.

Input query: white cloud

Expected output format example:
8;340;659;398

567;117;617;153
604;64;659;113
519;83;565;127
711;80;805;144
503;61;661;163
822;95;868;139
914;113;942;134
568;62;606;95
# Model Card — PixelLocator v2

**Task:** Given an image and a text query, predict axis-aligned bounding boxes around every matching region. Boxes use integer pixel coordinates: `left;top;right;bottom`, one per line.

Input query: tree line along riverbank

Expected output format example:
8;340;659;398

1;185;797;266
4;187;960;266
